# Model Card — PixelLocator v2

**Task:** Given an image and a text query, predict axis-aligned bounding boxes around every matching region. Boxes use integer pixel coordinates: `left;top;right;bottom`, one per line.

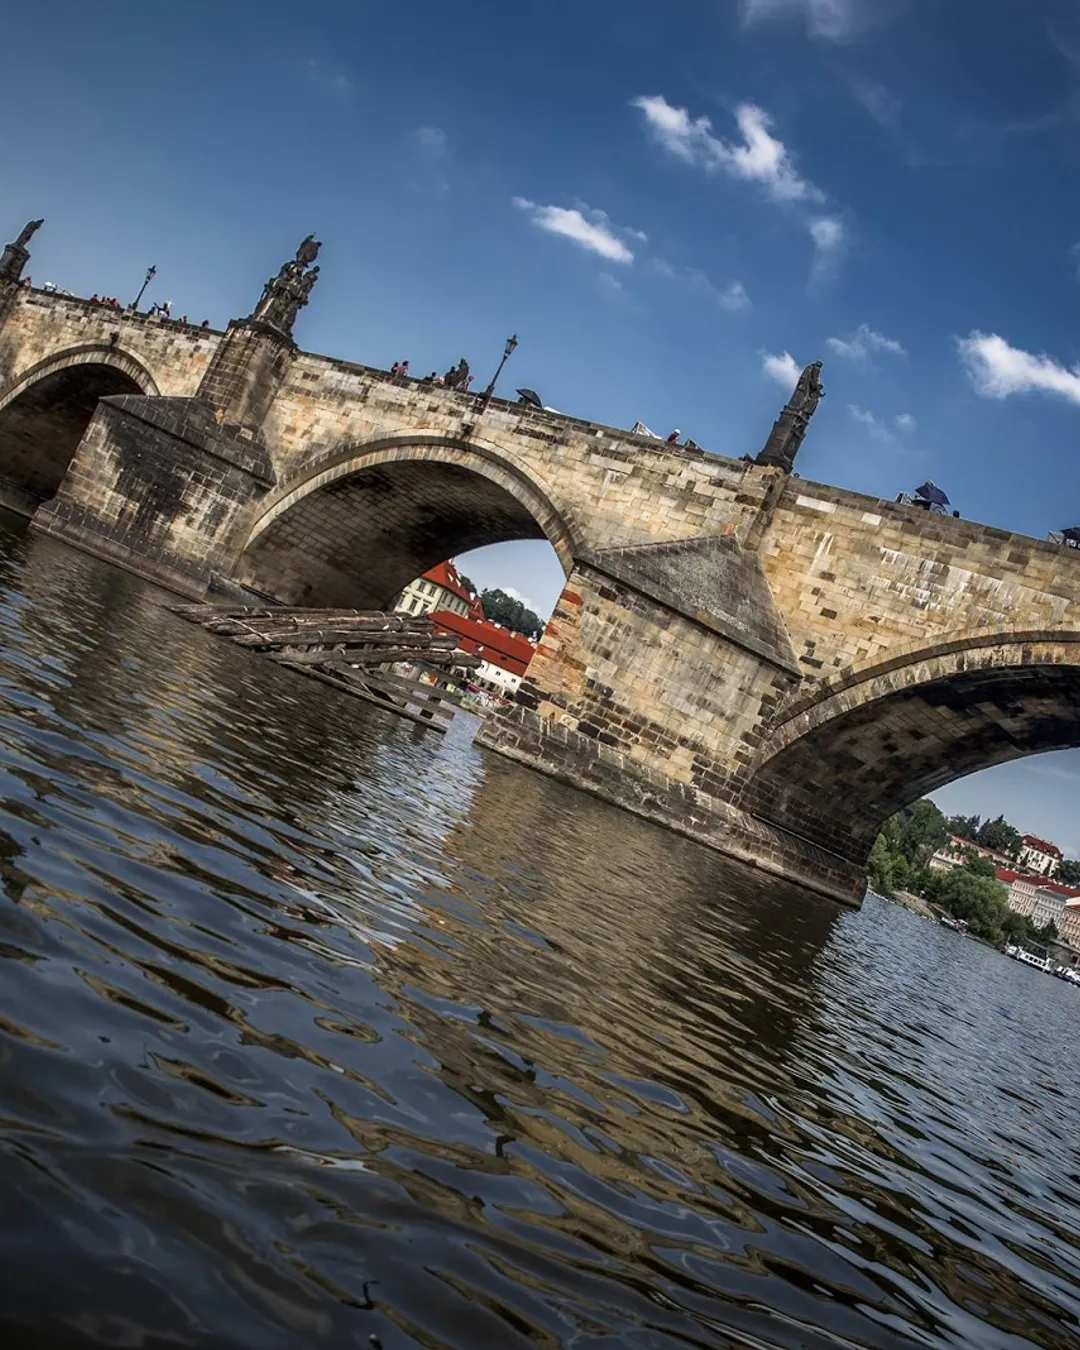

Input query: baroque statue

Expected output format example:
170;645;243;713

755;359;825;474
250;234;323;338
0;218;45;284
13;219;44;250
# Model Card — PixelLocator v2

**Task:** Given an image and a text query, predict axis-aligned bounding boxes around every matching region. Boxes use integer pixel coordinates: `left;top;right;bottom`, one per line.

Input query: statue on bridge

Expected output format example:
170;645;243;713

0;217;44;284
250;234;322;338
755;359;824;474
13;219;44;250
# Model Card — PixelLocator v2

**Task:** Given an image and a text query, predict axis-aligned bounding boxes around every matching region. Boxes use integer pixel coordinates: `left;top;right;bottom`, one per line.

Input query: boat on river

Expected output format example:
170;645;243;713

1003;943;1052;973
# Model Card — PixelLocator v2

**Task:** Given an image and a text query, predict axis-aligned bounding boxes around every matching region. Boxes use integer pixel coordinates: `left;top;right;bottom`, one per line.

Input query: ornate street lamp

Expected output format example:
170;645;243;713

132;264;157;311
482;333;518;400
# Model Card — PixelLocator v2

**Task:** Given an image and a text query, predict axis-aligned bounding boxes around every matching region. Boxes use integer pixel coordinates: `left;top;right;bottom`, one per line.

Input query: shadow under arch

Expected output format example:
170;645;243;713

744;630;1080;867
0;344;161;513
233;434;580;608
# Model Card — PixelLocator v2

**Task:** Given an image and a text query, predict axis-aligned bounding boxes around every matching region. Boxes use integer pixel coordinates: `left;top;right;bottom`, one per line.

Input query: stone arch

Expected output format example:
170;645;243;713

0;345;160;513
744;631;1080;868
233;435;580;608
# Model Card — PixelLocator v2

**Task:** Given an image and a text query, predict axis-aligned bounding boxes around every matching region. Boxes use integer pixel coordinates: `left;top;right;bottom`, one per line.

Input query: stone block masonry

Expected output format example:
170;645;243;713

34;395;275;597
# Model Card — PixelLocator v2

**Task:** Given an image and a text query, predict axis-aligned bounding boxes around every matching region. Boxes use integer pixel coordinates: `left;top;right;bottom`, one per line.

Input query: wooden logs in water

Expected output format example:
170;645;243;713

168;602;482;731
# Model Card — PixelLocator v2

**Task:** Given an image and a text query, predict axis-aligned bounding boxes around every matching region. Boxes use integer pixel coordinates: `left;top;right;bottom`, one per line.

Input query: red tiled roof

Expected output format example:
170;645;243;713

430;610;537;676
422;561;474;607
995;868;1025;884
1021;833;1063;858
1035;880;1080;899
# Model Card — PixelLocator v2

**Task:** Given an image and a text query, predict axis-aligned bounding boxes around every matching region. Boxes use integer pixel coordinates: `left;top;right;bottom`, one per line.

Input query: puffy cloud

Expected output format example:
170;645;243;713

719;280;752;312
849;406;917;442
957;331;1080;404
808;215;846;284
761;351;802;388
826;323;905;360
511;198;638;263
740;0;860;41
632;96;822;204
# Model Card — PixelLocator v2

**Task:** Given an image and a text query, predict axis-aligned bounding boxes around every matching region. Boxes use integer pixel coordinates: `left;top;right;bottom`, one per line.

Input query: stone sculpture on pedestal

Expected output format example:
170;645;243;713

250;235;322;338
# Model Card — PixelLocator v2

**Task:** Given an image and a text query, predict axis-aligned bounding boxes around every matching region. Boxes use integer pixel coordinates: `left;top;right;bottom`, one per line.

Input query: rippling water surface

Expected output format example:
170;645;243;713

0;516;1078;1349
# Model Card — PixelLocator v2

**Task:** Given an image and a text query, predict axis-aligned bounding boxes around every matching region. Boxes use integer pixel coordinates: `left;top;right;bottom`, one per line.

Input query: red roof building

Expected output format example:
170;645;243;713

430;610;537;677
396;561;477;620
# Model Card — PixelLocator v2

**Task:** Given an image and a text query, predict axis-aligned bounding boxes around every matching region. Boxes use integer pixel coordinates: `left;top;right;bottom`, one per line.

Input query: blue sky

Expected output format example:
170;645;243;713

5;0;1080;850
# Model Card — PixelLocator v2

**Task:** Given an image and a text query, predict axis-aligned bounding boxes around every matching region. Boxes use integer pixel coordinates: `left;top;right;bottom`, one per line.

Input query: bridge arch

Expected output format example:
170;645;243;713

233;435;579;608
745;631;1080;868
0;345;160;513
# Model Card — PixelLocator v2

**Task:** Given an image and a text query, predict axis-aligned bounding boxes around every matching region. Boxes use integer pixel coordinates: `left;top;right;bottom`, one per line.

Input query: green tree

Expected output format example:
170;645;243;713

1058;859;1080;887
1035;919;1059;944
974;814;1022;858
480;588;544;641
945;814;981;842
936;869;1010;943
898;799;948;867
457;572;476;596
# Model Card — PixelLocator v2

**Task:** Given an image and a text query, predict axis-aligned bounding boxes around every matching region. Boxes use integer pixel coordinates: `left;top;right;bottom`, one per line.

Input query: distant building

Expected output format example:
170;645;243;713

429;609;537;701
1017;834;1062;879
395;561;475;619
930;835;1013;872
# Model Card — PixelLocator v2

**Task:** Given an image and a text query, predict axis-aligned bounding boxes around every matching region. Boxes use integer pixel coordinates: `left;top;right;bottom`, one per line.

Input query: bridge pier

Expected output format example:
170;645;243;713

32;393;276;596
476;543;868;906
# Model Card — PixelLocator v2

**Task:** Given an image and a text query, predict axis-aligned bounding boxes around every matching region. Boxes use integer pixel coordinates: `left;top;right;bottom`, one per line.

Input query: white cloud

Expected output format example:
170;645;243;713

826;323;905;360
848;406;917;442
741;0;860;40
809;215;846;284
596;271;626;300
303;58;353;100
512;197;637;263
849;405;893;441
719;280;752;312
762;350;802;388
648;257;677;279
415;126;446;153
957;331;1080;405
502;585;538;612
632;95;822;204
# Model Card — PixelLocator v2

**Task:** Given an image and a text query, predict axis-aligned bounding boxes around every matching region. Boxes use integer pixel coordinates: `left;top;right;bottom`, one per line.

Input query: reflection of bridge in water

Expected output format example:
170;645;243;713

4;217;1080;904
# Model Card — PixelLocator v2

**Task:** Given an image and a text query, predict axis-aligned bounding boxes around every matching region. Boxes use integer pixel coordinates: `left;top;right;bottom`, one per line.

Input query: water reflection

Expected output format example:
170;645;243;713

0;513;1076;1348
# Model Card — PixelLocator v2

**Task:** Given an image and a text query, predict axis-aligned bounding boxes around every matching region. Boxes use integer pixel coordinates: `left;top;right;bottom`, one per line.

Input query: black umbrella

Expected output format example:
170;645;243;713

914;480;950;507
516;388;543;409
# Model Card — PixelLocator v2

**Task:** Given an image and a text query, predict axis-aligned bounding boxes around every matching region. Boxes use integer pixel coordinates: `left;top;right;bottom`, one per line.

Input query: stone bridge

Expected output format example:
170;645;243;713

3;223;1080;907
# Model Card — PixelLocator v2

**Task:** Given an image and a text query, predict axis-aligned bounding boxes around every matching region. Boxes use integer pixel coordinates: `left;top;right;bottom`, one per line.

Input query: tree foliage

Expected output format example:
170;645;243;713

480;588;544;642
1059;859;1080;887
974;814;1022;858
945;814;981;842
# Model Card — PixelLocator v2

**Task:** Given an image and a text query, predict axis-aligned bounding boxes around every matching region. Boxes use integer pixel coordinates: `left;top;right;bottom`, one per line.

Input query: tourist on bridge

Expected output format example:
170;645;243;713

666;428;681;444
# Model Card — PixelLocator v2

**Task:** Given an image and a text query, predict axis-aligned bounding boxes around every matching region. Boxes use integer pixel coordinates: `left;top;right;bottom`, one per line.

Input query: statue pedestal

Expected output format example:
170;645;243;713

0;244;30;284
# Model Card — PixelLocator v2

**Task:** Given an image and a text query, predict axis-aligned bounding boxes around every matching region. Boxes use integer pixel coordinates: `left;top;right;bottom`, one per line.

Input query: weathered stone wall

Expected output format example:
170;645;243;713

758;479;1080;682
478;557;797;805
0;289;220;396
34;396;274;596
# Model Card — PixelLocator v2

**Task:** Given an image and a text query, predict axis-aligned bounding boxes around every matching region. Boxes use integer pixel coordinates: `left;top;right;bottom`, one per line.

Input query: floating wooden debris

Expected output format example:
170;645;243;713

170;604;479;732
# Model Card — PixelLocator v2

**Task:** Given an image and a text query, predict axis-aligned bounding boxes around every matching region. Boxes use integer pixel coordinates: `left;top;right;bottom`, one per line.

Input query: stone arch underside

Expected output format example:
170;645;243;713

233;450;572;609
0;348;157;511
745;639;1080;867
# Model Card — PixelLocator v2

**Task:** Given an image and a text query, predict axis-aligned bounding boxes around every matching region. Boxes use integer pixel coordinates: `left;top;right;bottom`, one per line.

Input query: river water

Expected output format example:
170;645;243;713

0;516;1077;1349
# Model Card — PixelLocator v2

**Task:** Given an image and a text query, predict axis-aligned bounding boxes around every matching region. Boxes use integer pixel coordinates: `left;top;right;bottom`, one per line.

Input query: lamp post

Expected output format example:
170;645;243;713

132;264;156;311
482;333;518;400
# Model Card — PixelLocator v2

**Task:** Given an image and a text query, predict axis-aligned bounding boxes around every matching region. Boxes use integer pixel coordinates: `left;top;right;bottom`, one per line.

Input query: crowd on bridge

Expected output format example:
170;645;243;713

390;358;474;392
